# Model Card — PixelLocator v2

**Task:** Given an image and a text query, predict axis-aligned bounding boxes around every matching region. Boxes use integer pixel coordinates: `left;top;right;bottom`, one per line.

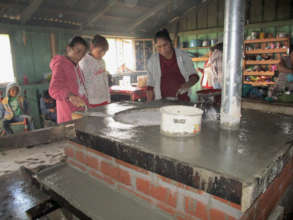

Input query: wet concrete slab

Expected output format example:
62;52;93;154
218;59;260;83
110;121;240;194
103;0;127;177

0;170;49;220
73;101;293;210
37;163;173;220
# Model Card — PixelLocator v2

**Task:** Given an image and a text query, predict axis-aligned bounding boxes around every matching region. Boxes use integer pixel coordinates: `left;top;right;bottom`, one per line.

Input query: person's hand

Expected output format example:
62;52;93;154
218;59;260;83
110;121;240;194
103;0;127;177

68;95;86;107
196;67;203;73
180;82;191;90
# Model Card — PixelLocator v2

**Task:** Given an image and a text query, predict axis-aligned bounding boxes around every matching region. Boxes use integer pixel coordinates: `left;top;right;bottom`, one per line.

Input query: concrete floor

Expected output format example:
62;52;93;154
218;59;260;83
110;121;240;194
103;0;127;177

0;142;67;220
0;136;292;219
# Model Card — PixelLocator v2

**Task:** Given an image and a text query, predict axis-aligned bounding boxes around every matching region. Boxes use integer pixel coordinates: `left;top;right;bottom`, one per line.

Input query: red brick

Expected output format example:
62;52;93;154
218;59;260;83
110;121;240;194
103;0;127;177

90;170;114;185
87;155;99;170
118;168;131;186
136;177;150;195
68;159;87;172
88;147;113;161
64;146;74;158
176;182;186;190
150;184;168;202
184;197;190;213
228;216;237;220
240;204;255;220
68;141;87;151
167;191;178;208
101;161;119;179
75;150;87;164
210;208;226;220
118;184;153;204
158;175;172;184
116;159;149;175
176;214;197;220
230;202;241;210
185;197;196;216
157;202;176;216
195;200;208;220
213;195;230;205
176;216;185;220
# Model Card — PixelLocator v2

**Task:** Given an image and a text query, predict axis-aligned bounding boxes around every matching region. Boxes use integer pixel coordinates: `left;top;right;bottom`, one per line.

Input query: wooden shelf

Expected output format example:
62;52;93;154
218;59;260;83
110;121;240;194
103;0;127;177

244;81;275;86
243;71;274;76
244;38;289;44
181;46;210;50
192;57;209;62
245;48;288;54
244;60;280;65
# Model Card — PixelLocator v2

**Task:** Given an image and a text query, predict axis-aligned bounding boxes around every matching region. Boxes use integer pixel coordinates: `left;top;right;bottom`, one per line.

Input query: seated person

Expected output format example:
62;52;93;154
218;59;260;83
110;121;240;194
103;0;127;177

275;45;293;92
40;90;57;122
1;82;34;134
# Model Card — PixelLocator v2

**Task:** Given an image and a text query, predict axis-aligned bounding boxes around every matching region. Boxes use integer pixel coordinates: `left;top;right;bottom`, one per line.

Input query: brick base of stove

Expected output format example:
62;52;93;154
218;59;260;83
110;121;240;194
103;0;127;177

64;141;293;220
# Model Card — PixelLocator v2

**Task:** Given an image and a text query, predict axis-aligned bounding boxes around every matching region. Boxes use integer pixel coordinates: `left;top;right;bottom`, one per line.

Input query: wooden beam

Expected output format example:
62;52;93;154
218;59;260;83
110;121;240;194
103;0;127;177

128;0;170;31
50;32;57;57
177;19;293;36
20;0;43;24
84;0;119;26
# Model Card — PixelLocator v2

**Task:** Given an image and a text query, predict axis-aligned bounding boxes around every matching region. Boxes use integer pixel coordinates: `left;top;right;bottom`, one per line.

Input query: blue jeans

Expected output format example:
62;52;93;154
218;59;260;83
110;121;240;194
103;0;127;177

2;115;34;134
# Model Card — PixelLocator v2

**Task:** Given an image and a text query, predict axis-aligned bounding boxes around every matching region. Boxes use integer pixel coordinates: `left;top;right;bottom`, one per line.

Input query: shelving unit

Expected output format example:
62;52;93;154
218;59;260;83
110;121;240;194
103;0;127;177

192;57;209;62
243;81;275;86
244;60;280;65
243;37;290;86
181;46;210;50
245;48;288;55
243;71;274;76
180;45;210;63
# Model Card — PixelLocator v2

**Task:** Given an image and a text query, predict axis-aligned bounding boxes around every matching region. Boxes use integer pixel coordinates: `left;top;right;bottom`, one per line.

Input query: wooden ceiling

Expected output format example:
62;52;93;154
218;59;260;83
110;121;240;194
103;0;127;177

0;0;201;37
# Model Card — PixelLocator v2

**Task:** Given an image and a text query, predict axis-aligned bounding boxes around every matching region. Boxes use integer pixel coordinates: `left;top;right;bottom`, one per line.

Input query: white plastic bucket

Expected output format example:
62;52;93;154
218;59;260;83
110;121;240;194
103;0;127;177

160;105;203;137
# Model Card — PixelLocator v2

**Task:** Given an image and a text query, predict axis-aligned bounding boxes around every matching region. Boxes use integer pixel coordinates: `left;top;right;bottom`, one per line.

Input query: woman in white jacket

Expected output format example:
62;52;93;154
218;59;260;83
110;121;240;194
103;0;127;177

146;29;199;102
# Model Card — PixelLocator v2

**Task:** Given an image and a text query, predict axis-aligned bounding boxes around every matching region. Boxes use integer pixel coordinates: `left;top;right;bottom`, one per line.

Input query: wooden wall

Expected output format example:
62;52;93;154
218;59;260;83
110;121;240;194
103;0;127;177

167;0;293;34
8;30;74;84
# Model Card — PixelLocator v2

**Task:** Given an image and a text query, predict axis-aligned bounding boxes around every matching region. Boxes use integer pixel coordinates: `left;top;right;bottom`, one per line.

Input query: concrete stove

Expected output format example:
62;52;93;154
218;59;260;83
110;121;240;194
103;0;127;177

38;101;293;220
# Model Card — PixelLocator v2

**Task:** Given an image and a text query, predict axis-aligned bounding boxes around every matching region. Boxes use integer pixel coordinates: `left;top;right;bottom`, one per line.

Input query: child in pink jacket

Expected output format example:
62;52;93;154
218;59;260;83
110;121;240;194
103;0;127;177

49;36;88;123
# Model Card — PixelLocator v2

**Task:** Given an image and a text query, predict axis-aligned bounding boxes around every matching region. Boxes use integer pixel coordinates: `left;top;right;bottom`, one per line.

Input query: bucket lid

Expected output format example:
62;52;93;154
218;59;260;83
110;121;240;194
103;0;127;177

160;105;203;116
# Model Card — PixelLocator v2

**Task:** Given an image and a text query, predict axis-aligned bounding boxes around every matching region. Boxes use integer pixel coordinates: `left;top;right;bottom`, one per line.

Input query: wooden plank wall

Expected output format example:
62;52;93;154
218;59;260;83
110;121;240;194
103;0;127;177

9;30;74;84
166;0;293;103
169;0;293;33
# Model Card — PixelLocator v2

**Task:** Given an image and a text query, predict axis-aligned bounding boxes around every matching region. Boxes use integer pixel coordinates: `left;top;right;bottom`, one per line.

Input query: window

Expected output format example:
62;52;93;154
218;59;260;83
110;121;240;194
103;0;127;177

104;38;135;75
0;34;15;83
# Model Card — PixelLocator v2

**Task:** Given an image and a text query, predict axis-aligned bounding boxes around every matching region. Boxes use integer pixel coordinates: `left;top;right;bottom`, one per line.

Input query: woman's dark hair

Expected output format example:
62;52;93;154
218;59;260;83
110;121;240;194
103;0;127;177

154;28;172;44
290;44;293;54
68;36;88;49
211;42;223;52
92;34;109;51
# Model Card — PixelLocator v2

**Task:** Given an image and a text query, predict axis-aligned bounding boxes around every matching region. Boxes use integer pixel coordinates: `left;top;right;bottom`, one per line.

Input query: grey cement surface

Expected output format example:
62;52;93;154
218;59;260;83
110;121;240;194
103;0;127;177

75;101;293;184
37;164;172;220
242;99;293;116
0;170;48;220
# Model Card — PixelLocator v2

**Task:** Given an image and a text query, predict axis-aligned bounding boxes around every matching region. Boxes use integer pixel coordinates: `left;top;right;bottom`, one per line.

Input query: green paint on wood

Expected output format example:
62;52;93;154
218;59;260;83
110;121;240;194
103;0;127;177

30;32;51;82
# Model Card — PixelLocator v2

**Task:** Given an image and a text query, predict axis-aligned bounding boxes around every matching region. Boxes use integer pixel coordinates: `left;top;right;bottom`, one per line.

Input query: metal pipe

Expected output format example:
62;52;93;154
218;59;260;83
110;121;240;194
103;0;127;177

220;0;245;130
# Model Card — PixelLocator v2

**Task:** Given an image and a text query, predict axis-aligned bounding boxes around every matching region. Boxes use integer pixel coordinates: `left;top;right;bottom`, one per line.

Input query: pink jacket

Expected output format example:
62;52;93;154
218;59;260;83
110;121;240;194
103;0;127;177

49;55;87;123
